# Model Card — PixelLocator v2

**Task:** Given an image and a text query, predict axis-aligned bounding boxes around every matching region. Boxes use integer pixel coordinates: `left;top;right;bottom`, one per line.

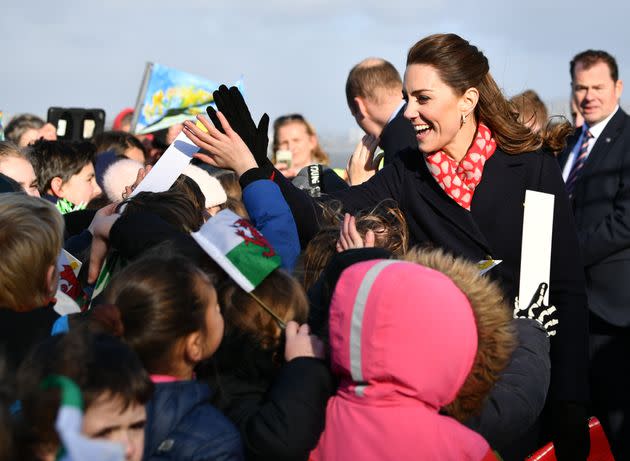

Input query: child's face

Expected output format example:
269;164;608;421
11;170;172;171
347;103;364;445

82;393;146;461
202;284;224;358
59;162;102;205
0;156;40;197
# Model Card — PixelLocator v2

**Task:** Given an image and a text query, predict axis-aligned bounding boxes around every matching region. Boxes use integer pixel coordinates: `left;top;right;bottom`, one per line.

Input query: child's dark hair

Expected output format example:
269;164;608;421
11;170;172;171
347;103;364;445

92;130;147;160
171;174;206;212
302;200;409;291
26;139;96;195
104;254;217;375
14;328;153;458
117;189;205;233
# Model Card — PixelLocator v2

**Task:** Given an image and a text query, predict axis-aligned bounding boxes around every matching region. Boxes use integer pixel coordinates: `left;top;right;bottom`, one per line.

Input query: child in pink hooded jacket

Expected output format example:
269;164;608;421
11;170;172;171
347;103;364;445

310;259;498;461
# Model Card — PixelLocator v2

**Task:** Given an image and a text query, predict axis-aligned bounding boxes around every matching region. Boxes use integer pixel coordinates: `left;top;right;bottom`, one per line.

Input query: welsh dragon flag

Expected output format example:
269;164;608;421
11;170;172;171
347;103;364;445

41;375;124;461
55;249;88;315
191;209;280;292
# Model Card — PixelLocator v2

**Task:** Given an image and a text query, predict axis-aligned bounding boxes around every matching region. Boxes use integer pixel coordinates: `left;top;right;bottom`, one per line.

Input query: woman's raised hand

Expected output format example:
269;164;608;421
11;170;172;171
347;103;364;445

183;111;258;176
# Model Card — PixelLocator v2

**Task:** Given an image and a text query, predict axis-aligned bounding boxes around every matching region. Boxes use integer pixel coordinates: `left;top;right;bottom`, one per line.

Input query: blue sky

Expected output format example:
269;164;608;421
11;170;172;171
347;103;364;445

2;0;629;138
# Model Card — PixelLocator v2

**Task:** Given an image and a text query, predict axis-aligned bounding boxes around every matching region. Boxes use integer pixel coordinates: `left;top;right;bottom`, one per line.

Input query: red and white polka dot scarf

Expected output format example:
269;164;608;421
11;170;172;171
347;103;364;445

424;122;496;210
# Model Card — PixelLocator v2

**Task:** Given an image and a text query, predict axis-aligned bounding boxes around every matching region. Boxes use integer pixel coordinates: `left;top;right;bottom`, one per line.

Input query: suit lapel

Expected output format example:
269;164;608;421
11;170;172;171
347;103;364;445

581;108;627;178
414;159;494;255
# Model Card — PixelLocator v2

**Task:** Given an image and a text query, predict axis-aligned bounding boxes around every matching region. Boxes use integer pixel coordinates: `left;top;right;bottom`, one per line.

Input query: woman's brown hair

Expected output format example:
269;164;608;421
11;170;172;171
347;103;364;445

509;89;549;134
406;33;571;155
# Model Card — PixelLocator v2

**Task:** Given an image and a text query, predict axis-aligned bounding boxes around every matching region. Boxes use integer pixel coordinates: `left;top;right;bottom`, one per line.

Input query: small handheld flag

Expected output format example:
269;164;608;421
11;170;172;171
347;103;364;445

40;375;125;461
192;210;285;328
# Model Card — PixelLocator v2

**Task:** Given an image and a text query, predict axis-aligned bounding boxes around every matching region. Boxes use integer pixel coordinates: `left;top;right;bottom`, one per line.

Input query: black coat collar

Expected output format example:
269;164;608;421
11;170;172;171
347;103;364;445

580;107;627;177
411;151;527;257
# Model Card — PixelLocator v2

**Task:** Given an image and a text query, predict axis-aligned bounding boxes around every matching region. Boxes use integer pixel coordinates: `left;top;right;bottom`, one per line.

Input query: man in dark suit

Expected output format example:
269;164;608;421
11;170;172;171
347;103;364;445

558;49;630;459
345;58;416;165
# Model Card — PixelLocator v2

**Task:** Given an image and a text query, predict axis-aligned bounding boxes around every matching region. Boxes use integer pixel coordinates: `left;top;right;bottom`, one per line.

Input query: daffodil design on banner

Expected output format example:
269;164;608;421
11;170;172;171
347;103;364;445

132;62;244;135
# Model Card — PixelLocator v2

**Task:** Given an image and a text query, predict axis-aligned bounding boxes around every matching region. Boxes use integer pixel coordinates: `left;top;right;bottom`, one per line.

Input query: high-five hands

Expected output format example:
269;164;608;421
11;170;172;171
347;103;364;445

183;110;258;176
206;85;271;168
513;282;559;336
182;84;271;176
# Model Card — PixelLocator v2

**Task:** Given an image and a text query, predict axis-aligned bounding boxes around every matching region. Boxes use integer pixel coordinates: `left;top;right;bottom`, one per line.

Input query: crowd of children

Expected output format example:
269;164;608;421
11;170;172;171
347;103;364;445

0;55;570;460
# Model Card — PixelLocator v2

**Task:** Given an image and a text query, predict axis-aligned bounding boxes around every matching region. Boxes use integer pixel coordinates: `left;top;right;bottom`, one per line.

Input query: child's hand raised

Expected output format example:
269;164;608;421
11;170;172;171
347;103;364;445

182;112;258;176
336;212;375;253
284;321;325;361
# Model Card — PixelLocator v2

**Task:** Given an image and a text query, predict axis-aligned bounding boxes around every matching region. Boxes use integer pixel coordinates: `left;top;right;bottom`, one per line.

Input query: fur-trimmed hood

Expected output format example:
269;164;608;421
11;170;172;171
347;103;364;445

311;259;493;461
403;247;517;421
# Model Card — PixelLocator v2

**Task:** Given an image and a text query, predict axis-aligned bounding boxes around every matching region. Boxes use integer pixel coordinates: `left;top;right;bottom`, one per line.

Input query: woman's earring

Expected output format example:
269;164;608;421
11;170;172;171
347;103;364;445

461;113;467;127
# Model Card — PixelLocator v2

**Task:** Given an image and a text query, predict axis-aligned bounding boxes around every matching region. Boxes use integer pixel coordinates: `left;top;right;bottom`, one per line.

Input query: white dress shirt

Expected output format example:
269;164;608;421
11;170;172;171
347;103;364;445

387;100;406;124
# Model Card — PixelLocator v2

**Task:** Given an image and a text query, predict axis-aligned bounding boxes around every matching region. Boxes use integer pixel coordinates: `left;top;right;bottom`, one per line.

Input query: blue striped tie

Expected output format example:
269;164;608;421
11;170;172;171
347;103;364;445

566;130;593;198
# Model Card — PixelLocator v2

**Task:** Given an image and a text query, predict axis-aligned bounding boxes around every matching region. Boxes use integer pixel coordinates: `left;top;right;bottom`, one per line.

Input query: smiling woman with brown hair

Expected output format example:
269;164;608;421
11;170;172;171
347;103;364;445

182;33;589;461
271;114;329;179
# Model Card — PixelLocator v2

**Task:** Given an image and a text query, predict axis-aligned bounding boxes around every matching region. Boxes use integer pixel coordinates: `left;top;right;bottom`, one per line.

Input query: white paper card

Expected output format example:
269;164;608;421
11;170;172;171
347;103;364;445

130;131;199;196
518;190;555;306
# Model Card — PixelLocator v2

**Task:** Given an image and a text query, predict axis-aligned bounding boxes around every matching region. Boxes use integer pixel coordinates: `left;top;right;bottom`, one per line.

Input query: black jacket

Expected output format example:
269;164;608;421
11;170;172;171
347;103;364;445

380;104;417;165
201;333;333;461
243;146;588;403
558;108;630;326
0;306;59;374
465;318;551;451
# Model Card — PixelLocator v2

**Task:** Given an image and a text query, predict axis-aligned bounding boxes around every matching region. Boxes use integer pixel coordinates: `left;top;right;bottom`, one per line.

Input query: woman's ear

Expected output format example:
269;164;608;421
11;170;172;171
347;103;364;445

50;176;65;198
459;87;480;119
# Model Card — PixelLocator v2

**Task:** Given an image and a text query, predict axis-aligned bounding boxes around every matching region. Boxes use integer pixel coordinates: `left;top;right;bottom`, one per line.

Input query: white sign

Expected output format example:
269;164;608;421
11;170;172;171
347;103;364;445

130;131;199;196
518;190;555;306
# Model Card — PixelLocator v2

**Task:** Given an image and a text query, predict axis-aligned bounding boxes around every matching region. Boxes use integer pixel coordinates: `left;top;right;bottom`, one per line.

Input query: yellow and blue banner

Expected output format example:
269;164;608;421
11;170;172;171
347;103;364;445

131;62;243;135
